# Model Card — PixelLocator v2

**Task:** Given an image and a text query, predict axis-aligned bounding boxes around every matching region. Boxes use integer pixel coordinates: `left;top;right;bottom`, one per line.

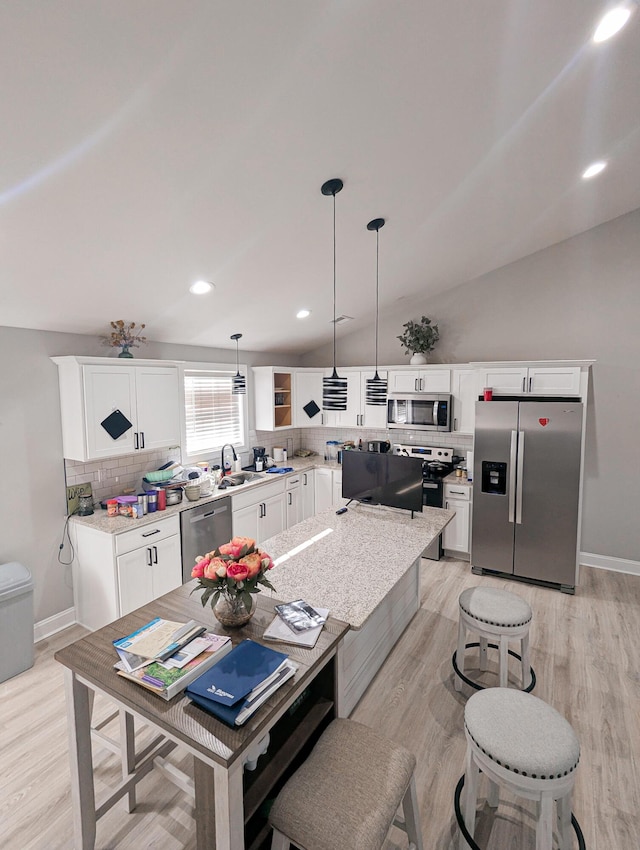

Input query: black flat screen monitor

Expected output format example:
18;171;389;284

341;451;423;513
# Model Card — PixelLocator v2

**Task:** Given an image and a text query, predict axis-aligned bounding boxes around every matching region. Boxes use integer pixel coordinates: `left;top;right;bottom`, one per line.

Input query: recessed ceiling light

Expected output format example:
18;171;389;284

582;160;608;180
593;4;633;43
296;309;311;319
189;280;214;295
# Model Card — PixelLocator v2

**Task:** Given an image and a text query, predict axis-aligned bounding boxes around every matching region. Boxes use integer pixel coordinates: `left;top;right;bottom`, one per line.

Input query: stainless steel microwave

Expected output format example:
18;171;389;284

387;393;452;432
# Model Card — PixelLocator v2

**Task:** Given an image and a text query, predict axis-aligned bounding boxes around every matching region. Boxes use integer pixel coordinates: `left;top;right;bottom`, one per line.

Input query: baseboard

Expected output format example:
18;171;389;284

34;607;76;642
580;552;640;577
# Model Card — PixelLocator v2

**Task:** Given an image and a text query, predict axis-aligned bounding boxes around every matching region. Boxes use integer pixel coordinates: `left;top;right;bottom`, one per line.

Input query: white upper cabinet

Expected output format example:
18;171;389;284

388;368;451;394
322;369;389;429
451;369;476;435
359;370;389;429
253;367;294;431
52;357;180;461
294;371;325;428
477;365;583;396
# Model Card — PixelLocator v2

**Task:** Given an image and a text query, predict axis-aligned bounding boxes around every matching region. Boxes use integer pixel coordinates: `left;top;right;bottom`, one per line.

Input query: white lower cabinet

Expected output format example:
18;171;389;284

301;470;315;520
315;467;347;512
286;475;302;529
72;514;181;631
442;483;472;555
232;479;286;544
117;532;182;616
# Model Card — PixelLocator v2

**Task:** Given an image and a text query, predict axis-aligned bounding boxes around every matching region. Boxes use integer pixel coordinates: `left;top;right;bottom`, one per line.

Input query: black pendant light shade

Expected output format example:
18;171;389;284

366;217;388;406
231;333;246;394
322;178;347;411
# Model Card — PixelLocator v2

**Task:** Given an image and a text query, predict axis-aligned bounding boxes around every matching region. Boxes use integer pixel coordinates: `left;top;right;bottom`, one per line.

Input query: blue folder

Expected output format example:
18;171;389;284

185;639;288;707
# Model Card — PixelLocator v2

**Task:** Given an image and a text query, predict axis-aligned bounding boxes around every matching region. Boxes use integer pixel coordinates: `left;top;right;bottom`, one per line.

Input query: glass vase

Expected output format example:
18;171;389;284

118;345;134;358
213;593;254;628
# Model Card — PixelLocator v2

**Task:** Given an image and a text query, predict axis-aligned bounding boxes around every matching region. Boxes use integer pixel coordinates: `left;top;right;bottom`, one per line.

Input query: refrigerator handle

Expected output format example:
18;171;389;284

516;430;525;524
508;430;518;523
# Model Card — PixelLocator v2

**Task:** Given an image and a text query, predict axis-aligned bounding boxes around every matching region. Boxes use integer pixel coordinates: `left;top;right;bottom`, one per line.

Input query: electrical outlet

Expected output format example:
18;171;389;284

66;482;93;516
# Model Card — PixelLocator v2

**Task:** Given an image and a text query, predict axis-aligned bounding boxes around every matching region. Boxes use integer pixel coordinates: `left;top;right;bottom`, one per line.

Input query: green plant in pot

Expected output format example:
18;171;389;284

397;316;439;364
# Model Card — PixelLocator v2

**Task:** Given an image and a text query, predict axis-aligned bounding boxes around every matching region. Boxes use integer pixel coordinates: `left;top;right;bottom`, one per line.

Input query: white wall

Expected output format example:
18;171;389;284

301;208;640;563
0;327;300;626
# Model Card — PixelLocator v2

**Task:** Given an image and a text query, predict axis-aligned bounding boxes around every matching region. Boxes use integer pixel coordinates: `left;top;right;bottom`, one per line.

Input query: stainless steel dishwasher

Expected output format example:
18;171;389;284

180;496;233;583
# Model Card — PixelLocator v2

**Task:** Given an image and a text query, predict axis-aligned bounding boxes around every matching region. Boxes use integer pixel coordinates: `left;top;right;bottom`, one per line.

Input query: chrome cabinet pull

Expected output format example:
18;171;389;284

134;432;139;450
142;528;161;537
288;493;292;505
146;547;152;566
140;431;145;449
152;545;158;564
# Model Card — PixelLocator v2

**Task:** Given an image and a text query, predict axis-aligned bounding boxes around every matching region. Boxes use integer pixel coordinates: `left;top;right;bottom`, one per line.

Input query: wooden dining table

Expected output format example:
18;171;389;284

55;583;349;850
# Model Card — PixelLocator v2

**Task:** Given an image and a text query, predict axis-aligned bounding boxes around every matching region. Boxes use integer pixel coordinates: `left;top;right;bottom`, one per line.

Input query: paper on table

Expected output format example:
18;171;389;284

263;608;329;648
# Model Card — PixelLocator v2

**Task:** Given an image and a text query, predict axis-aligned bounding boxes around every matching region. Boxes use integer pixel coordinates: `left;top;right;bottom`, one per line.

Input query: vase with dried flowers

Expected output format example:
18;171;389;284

102;320;147;358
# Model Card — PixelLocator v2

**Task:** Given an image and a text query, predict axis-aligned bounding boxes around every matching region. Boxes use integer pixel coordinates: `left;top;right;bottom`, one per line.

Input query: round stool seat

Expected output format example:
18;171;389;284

465;689;580;779
459;587;532;629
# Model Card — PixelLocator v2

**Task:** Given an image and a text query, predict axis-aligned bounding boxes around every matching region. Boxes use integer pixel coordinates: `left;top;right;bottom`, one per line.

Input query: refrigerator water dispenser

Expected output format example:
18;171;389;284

481;461;507;495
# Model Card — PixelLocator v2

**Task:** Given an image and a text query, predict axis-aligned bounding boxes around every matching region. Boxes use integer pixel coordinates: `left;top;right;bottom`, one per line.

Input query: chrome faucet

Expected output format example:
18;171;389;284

221;444;237;475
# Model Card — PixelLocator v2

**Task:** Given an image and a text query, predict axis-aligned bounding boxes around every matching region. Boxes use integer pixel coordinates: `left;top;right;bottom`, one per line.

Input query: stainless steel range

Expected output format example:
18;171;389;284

393;443;455;560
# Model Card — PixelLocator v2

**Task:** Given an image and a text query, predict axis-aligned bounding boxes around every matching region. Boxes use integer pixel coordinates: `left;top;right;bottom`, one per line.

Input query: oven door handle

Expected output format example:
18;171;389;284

508;430;517;523
423;481;439;490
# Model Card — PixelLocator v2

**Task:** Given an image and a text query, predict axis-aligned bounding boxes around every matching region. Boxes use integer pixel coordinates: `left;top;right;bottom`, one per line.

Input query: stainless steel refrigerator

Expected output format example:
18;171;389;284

471;400;583;591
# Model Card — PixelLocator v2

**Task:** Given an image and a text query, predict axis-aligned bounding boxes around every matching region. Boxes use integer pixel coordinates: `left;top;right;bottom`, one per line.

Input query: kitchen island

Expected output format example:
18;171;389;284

261;501;454;714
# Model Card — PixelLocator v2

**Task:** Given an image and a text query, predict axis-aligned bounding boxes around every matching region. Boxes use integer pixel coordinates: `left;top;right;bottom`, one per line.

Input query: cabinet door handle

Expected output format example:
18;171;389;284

142;528;161;537
146;547;152;566
321;414;324;425
152;545;158;564
528;377;532;393
140;431;145;449
414;378;419;392
522;377;526;392
288;493;292;505
134;432;139;450
453;418;458;431
303;474;307;485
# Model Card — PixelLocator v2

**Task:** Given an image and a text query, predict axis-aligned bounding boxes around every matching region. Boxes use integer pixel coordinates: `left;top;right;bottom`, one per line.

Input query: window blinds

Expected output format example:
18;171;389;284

184;370;245;455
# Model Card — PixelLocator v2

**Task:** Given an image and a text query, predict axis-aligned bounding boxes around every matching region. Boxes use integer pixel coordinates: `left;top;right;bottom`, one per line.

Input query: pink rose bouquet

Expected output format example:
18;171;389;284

191;536;275;615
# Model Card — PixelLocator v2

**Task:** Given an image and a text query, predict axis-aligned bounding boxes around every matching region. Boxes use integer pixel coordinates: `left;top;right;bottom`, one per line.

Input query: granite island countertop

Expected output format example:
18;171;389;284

260;502;454;630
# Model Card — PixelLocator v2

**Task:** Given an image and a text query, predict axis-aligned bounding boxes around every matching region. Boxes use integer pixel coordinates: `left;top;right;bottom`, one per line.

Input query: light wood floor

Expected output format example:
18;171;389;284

1;561;638;849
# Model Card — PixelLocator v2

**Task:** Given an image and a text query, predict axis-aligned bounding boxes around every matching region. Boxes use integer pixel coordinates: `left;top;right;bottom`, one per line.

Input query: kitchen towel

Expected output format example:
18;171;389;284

266;467;294;474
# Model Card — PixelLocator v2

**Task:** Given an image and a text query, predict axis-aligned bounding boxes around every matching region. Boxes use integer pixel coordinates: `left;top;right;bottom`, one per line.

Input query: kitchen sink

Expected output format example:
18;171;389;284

218;471;266;488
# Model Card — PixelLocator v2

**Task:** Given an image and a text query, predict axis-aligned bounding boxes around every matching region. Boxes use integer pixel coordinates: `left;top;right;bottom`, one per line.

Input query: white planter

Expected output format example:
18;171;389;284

409;353;428;365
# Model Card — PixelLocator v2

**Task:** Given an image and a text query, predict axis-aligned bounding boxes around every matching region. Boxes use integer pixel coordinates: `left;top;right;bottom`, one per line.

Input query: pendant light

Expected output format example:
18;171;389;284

365;217;388;405
230;333;246;394
321;178;347;411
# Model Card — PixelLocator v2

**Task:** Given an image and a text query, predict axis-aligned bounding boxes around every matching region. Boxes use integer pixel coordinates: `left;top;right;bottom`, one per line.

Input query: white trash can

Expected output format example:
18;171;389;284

0;562;34;683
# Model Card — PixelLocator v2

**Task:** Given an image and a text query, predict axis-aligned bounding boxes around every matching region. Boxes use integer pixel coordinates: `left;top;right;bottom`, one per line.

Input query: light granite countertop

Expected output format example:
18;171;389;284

259;502;454;630
70;457;319;535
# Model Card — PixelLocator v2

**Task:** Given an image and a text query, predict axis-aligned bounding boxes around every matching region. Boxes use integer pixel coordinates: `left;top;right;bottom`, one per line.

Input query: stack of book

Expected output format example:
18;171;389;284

113;617;232;700
185;639;297;727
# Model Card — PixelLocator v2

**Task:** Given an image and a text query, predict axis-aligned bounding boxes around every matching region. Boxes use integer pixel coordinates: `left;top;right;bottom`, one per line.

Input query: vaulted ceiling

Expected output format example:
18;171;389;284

2;1;639;353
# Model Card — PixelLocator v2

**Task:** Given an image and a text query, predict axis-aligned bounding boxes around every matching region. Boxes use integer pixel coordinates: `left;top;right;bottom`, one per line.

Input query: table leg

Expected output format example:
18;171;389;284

64;669;97;850
119;710;136;812
194;757;245;850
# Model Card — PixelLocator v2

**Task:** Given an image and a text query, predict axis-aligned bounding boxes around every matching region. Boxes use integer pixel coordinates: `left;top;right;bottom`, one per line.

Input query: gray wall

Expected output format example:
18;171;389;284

301;208;640;563
0;327;300;625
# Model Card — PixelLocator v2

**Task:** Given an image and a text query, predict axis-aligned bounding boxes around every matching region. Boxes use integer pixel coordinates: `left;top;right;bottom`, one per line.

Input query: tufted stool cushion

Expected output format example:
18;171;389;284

269;718;419;850
459;587;532;629
454;586;535;692
465;689;579;779
456;688;582;850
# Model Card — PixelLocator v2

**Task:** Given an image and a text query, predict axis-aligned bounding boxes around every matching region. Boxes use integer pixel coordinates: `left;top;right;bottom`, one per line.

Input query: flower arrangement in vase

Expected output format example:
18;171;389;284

102;320;147;358
191;536;275;627
397;315;439;365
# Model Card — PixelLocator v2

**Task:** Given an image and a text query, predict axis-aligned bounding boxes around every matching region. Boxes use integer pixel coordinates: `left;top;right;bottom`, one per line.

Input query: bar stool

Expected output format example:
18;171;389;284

453;586;535;693
455;688;583;850
269;718;424;850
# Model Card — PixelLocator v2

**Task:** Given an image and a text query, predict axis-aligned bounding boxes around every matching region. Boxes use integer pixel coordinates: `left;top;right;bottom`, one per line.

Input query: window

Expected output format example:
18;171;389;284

183;368;246;458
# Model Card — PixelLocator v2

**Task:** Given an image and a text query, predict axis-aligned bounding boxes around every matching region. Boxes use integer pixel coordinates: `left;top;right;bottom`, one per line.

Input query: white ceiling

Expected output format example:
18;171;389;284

2;2;639;355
